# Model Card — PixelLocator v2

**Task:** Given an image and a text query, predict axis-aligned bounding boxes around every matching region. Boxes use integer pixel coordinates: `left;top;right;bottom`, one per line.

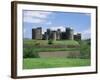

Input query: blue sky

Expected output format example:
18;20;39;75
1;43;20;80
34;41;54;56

23;10;91;39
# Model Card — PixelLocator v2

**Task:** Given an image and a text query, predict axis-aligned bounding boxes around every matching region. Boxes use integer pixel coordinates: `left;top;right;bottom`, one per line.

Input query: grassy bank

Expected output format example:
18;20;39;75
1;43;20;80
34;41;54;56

23;39;91;58
23;39;79;46
23;40;80;58
23;58;90;69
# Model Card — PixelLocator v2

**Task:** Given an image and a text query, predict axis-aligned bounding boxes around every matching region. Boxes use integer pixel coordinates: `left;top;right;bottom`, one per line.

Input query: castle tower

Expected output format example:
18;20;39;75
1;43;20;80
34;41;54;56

61;32;66;39
65;27;74;40
56;29;61;40
36;27;42;39
42;32;48;40
32;29;36;39
69;28;74;40
32;27;42;40
51;31;57;40
47;29;51;40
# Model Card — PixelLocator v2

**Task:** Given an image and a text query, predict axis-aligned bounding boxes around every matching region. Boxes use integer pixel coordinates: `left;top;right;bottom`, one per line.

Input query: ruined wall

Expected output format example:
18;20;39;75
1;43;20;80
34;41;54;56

74;33;81;41
32;27;80;40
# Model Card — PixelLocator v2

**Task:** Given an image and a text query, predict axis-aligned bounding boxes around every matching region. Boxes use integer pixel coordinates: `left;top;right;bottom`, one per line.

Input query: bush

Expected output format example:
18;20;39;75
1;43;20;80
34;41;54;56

80;41;90;59
23;48;40;58
48;39;53;45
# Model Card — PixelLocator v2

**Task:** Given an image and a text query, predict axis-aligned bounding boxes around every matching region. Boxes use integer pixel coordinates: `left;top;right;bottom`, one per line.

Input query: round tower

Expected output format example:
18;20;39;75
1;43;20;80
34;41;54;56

66;27;74;40
51;31;56;40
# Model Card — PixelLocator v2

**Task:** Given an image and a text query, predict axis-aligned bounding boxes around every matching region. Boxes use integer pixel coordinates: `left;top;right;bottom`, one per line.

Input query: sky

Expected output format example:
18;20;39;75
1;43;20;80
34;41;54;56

23;10;91;40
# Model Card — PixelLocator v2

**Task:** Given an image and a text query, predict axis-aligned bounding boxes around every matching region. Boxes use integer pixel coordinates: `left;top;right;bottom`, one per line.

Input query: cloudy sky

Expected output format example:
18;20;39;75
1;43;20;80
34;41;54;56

23;10;91;40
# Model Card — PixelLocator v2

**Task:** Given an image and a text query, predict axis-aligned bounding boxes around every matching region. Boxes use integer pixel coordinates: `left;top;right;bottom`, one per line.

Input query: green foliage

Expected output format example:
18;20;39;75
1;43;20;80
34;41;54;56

48;39;53;45
23;48;40;58
80;40;91;59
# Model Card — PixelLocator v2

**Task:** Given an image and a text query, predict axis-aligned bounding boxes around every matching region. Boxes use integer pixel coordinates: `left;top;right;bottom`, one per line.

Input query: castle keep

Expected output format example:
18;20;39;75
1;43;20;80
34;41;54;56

32;27;42;40
32;27;81;40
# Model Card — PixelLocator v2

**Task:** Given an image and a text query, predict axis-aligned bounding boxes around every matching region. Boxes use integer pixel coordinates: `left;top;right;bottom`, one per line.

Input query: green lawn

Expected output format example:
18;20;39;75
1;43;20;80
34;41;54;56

23;58;90;69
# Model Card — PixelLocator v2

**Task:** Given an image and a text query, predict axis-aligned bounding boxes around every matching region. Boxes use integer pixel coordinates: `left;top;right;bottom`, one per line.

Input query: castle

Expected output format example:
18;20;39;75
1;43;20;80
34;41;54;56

32;27;81;41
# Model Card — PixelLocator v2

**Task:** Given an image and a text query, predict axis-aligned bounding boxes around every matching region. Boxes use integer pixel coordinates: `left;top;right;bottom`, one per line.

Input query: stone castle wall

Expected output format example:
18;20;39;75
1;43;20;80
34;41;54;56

32;27;81;40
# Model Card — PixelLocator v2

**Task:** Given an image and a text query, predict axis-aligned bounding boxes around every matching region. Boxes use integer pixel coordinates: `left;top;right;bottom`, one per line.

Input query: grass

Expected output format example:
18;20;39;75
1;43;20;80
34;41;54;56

23;40;80;52
23;58;90;69
23;40;91;69
24;39;79;46
31;47;79;52
53;40;79;45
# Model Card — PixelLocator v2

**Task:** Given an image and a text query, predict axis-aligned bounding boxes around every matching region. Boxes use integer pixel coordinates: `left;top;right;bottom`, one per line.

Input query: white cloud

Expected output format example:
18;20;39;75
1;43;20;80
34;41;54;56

82;28;91;39
24;11;52;18
82;28;91;34
42;29;46;34
23;11;53;23
73;28;91;39
24;16;45;23
74;32;78;35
